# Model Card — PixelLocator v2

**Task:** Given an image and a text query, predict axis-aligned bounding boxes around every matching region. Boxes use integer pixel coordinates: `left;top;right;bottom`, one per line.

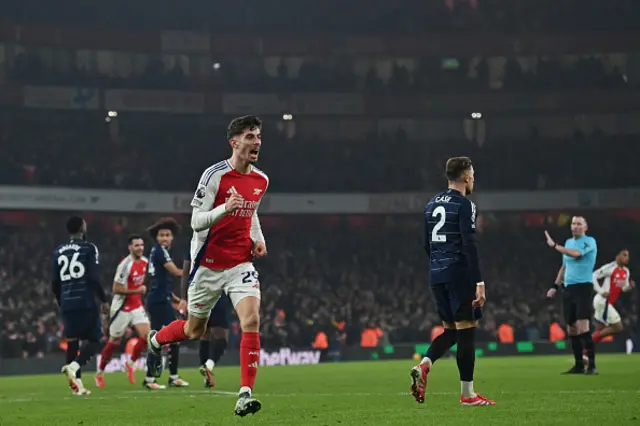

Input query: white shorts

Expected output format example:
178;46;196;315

593;294;621;325
188;262;261;318
109;306;150;338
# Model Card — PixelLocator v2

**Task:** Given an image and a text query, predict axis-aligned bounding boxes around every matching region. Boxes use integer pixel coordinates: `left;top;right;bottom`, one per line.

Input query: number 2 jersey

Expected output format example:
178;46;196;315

424;188;482;285
111;255;149;314
189;160;269;271
51;238;106;313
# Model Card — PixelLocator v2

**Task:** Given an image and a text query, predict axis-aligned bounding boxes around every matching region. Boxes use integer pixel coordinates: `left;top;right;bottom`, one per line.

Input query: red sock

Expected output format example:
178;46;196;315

131;338;148;362
154;320;188;345
592;330;602;343
99;341;119;371
240;332;260;389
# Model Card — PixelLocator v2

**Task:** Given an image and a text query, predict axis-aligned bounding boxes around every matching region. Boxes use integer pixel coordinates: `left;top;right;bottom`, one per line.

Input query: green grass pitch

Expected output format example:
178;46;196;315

0;354;638;425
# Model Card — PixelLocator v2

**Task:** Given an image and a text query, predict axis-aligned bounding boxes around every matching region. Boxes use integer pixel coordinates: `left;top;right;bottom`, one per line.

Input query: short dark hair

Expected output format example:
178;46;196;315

147;217;181;239
127;234;144;245
227;115;262;140
445;156;473;182
66;216;85;234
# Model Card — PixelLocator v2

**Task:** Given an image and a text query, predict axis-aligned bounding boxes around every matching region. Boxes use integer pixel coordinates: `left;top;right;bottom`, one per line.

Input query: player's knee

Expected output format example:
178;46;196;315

612;322;623;332
185;319;208;340
109;337;122;345
239;312;260;332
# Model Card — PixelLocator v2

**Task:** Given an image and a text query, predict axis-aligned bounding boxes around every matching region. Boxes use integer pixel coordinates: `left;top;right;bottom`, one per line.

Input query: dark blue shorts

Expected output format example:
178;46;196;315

63;310;101;342
208;295;230;329
431;278;482;323
147;302;176;331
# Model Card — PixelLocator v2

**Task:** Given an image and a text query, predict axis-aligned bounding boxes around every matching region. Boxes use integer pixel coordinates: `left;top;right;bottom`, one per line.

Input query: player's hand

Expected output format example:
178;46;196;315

253;241;267;258
630;280;636;289
544;231;556;248
472;283;486;308
225;193;244;213
175;299;188;315
546;288;557;299
137;285;147;295
601;291;609;298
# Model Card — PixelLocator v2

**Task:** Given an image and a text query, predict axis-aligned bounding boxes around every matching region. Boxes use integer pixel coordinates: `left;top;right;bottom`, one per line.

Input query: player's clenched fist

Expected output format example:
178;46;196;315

253;241;267;258
225;193;244;213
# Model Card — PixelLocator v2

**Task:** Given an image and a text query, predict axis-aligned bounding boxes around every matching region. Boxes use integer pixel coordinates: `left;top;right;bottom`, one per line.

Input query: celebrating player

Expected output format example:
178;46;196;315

53;216;109;396
143;217;189;390
410;157;495;406
545;216;598;374
95;235;150;388
145;115;268;416
182;252;230;388
591;249;635;344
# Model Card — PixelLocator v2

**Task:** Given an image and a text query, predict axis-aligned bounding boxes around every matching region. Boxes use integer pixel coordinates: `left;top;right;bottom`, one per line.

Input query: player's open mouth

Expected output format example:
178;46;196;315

250;149;259;156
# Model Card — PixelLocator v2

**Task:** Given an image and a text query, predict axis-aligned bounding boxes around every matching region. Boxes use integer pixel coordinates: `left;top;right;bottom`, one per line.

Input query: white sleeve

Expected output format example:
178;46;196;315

114;259;131;286
250;178;268;244
251;210;265;244
190;168;228;232
622;267;632;292
161;247;173;263
592;262;614;294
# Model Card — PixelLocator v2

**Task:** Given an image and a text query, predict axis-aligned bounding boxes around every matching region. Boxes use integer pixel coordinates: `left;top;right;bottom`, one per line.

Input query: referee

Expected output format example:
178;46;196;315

544;216;598;375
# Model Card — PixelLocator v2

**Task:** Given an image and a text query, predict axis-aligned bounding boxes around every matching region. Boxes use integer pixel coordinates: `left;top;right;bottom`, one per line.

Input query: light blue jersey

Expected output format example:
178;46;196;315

563;235;597;285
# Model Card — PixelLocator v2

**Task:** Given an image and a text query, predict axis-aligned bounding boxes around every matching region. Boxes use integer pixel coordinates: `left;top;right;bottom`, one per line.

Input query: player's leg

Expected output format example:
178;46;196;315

143;304;168;390
410;284;456;404
575;285;597;374
126;309;151;384
96;311;129;387
199;326;213;387
226;264;262;417
147;267;218;380
210;327;229;366
200;298;231;388
62;311;102;395
563;287;585;374
64;338;81;392
95;337;121;388
592;304;623;343
451;281;494;406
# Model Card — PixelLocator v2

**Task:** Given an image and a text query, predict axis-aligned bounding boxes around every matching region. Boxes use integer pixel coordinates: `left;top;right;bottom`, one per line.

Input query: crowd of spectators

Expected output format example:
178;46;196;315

5;0;639;34
1;210;638;359
1;114;637;192
6;49;634;93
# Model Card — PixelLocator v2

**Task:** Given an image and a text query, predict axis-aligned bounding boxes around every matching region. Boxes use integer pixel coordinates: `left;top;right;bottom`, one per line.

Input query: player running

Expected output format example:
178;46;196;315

145;115;268;417
182;252;230;388
53;216;109;396
95;235;150;388
544;216;598;374
410;157;495;407
591;249;635;344
143;217;189;390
